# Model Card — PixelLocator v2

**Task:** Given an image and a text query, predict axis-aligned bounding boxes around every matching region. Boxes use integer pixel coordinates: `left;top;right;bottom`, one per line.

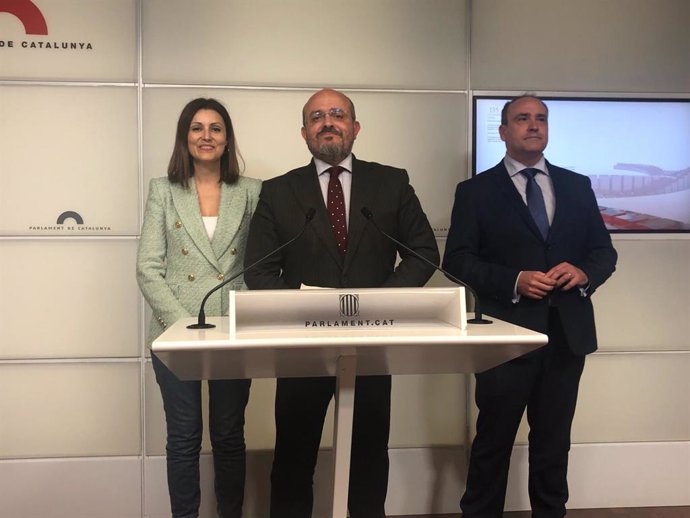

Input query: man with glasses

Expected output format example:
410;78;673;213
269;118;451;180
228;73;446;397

245;88;439;518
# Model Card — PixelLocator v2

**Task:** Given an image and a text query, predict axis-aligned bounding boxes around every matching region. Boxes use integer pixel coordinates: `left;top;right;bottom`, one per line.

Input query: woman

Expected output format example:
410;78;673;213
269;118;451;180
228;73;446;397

137;98;261;518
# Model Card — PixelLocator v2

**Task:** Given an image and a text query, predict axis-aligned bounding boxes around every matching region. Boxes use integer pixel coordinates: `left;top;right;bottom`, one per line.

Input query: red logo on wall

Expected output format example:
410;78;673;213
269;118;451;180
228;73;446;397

0;0;48;35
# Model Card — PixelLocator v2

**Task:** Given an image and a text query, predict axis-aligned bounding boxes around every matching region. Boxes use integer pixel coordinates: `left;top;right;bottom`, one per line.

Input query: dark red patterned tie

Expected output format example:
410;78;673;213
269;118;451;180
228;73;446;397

326;166;348;255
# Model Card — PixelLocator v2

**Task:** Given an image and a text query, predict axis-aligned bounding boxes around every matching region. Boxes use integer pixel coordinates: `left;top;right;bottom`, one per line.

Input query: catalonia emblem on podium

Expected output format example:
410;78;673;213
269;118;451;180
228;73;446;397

339;294;360;318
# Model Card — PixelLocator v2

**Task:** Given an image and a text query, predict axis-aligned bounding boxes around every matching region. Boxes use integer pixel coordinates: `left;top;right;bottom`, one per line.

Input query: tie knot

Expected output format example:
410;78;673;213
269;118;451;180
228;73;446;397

521;168;540;180
328;166;344;179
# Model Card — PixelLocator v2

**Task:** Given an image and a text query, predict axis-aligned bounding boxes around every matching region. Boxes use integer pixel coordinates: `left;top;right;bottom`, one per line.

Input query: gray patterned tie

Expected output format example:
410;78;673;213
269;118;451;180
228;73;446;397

521;168;549;239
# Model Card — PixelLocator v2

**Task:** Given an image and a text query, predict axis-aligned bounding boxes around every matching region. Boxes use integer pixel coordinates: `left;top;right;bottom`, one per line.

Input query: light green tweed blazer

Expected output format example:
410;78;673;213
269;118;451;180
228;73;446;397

136;176;261;347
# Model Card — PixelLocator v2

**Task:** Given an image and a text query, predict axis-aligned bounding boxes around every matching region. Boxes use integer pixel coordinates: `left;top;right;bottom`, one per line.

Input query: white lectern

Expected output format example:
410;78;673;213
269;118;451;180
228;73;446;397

153;287;547;518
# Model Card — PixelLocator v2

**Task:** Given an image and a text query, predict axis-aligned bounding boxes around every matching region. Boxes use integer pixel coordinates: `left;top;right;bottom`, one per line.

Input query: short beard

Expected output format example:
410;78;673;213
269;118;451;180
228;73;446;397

308;140;352;165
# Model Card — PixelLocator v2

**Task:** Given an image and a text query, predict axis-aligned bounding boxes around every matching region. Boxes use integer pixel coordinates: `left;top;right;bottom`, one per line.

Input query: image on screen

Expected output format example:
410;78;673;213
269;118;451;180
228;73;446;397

473;96;690;232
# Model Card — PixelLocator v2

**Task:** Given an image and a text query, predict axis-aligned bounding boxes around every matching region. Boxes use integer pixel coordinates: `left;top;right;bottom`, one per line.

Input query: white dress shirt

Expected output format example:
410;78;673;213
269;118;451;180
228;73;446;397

504;154;556;225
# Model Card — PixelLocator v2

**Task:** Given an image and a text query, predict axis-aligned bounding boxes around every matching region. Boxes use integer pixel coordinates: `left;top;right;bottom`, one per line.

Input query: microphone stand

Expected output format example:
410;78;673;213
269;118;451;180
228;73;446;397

361;207;492;325
187;208;316;329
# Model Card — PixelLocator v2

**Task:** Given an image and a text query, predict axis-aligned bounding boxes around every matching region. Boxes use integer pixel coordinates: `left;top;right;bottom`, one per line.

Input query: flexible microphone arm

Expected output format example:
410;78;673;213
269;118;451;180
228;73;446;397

187;208;316;329
360;207;492;325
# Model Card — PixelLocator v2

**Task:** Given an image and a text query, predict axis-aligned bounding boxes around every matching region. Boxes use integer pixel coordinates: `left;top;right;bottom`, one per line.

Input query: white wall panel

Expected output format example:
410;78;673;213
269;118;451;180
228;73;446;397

143;0;467;89
244;378;279;449
352;92;467;235
481;352;690;444
471;0;690;92
595;238;690;351
506;442;690;510
390;374;466;447
0;363;141;457
143;88;465;235
0;456;142;518
144;362;166;455
0;240;140;359
571;353;690;443
0;86;140;236
0;0;137;82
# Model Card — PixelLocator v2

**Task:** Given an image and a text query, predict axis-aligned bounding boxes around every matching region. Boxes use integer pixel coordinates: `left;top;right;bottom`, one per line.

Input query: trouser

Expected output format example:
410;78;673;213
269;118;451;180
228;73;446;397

152;353;251;518
270;375;391;518
461;309;586;518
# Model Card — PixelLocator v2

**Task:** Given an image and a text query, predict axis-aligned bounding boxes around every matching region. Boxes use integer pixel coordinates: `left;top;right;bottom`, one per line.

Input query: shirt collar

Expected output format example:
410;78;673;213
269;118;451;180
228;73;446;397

315;154;353;176
504;154;549;178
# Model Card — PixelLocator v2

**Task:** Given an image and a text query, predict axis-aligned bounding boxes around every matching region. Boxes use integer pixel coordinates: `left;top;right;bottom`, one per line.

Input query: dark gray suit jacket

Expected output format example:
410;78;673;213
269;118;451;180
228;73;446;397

245;157;439;290
443;160;617;355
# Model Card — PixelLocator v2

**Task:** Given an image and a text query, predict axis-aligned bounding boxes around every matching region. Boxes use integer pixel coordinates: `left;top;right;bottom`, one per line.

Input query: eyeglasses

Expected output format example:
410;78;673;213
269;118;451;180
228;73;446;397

307;108;350;124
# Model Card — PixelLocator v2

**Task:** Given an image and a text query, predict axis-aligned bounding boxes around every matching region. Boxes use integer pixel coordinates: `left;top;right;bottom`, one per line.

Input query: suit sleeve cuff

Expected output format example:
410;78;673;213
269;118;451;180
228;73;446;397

512;272;522;304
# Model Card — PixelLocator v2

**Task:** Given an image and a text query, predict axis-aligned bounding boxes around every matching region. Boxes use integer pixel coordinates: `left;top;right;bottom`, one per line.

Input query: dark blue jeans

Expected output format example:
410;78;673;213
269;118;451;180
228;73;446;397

152;353;251;518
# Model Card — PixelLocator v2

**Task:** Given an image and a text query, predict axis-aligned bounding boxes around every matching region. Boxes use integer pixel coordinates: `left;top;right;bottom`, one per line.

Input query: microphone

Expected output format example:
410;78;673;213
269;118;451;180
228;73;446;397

360;207;492;325
187;207;316;329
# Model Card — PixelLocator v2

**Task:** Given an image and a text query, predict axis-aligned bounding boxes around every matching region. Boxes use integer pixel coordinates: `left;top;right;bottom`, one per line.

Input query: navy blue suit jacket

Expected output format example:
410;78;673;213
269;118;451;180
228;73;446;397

443;160;617;355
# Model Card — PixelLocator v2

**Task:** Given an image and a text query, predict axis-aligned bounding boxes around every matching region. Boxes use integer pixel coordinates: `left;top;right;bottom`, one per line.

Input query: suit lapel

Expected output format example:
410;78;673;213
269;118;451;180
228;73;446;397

546;163;567;238
346;158;379;268
170;178;220;270
290;163;344;266
212;181;248;262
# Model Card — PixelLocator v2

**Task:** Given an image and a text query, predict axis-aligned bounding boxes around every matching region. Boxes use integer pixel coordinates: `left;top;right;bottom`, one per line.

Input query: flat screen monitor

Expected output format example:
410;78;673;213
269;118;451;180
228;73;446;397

473;95;690;232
